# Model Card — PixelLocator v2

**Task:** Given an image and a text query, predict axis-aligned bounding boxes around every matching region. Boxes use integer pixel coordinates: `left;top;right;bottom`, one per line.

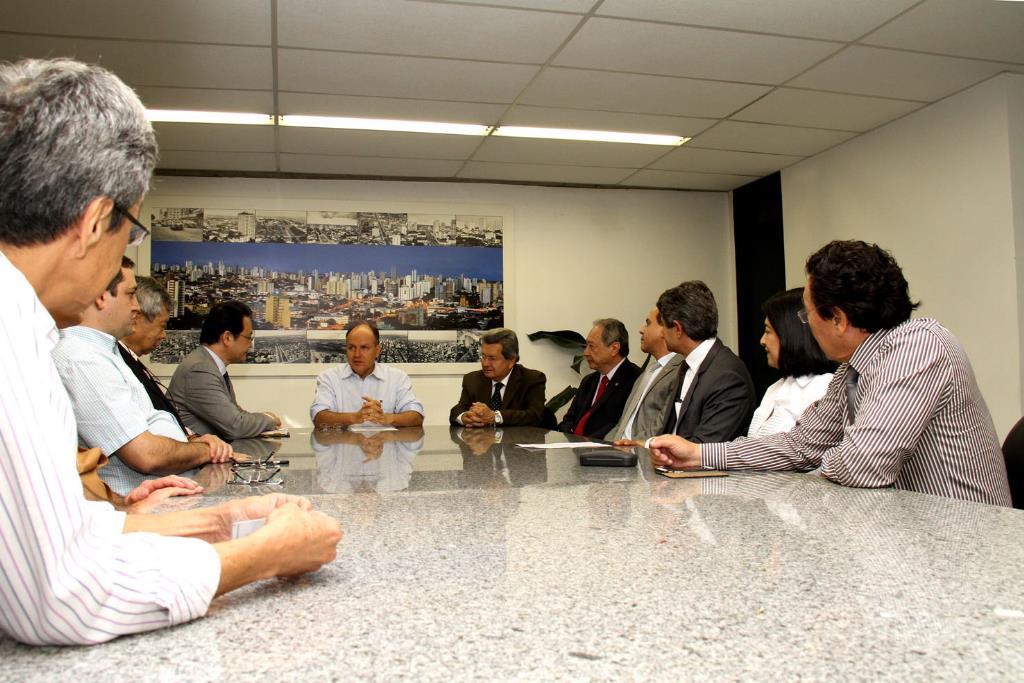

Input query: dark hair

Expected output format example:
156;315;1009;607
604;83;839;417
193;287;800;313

200;300;253;345
593;318;629;357
0;59;157;247
805;240;919;332
135;276;171;322
763;288;835;377
481;328;519;360
104;255;136;297
346;320;380;344
656;281;718;341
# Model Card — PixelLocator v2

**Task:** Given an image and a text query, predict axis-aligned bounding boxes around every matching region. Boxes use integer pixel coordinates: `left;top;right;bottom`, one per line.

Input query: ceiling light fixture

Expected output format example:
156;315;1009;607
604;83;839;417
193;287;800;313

145;109;275;125
278;115;492;136
492;126;689;146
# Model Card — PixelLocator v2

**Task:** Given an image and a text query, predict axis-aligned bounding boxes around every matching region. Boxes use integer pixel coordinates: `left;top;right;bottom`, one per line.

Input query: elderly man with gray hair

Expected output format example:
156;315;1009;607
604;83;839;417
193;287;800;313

558;318;641;439
0;58;341;647
449;328;547;427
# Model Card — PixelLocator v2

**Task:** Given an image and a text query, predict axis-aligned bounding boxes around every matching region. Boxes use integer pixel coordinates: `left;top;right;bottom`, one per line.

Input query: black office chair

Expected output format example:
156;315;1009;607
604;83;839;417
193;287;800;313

1002;415;1024;509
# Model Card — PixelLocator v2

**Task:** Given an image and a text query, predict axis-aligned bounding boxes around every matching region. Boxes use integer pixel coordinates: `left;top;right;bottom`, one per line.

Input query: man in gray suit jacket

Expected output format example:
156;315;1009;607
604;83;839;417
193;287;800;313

651;281;755;444
169;301;281;440
609;306;685;442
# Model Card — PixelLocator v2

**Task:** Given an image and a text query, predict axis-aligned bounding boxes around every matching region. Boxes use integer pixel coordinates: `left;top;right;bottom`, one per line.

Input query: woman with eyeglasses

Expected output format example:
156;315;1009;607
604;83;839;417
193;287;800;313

749;288;836;437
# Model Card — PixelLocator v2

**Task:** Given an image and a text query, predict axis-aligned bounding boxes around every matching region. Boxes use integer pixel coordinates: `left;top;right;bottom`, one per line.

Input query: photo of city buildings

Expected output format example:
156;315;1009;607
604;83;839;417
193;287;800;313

148;206;504;365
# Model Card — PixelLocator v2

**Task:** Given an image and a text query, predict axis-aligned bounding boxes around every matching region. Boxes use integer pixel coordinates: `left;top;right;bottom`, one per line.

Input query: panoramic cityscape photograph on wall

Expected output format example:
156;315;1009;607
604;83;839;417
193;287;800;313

149;207;504;364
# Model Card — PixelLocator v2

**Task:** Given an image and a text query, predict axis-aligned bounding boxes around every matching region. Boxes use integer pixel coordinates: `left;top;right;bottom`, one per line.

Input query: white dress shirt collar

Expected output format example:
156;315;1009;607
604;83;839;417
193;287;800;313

684;338;716;373
203;345;228;375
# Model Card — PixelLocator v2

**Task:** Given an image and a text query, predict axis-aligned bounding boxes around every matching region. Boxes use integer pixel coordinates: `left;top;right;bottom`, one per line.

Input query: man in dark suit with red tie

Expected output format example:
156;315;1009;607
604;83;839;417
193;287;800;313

449;328;547;428
558;318;641;440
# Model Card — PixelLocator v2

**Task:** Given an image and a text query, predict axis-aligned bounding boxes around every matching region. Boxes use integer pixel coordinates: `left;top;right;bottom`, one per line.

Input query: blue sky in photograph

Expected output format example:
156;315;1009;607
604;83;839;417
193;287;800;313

151;242;503;280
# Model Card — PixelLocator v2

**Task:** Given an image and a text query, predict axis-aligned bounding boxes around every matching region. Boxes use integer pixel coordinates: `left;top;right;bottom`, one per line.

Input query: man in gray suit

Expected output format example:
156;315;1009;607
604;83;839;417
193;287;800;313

652;281;756;444
169;301;281;440
609;306;684;443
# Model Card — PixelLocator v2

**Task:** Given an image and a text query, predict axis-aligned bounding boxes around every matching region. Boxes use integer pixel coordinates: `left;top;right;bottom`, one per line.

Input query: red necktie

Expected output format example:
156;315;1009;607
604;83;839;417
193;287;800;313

574;375;609;436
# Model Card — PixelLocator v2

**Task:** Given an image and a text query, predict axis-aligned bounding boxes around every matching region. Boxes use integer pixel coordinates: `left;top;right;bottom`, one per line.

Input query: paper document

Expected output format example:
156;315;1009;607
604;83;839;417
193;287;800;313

518;441;607;450
348;422;399;433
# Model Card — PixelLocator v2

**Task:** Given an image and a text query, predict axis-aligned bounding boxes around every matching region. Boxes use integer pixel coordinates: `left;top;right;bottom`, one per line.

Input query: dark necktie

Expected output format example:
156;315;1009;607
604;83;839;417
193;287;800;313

574;375;609;436
116;342;189;434
223;371;235;400
845;366;860;425
488;382;504;410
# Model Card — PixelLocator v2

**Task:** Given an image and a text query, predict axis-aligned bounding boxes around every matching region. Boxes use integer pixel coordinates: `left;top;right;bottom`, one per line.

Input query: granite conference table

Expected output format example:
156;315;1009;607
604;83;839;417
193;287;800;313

3;426;1023;681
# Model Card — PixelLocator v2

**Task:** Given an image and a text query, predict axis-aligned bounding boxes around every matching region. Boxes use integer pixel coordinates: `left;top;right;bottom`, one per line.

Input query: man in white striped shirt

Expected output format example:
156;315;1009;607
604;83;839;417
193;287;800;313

0;58;342;646
648;240;1012;507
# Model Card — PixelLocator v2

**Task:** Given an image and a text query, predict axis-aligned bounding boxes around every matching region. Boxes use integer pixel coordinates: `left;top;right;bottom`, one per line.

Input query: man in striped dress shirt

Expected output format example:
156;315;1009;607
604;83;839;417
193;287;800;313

0;58;342;646
648;240;1011;507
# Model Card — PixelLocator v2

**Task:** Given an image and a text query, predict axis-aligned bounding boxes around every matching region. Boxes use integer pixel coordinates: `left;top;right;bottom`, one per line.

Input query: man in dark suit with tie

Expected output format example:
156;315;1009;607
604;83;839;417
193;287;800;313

169;301;282;440
655;281;755;444
117;276;189;432
558;318;641;440
449;328;547;428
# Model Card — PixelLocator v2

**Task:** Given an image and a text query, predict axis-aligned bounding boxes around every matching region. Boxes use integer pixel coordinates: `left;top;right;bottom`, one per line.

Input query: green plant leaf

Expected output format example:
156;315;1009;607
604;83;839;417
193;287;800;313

570;353;585;373
545;385;577;413
527;330;586;350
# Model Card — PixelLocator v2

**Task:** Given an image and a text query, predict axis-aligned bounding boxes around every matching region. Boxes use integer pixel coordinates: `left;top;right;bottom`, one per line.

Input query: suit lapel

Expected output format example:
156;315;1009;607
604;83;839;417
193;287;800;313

500;365;521;409
676;340;722;419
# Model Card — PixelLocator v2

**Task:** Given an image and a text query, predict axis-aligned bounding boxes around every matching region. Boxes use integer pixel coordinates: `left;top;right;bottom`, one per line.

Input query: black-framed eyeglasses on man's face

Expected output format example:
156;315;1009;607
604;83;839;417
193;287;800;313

112;203;150;247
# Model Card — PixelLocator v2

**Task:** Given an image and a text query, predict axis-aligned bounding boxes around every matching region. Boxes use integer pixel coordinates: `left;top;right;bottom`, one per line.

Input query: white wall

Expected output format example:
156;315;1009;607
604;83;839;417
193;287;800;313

781;72;1024;438
141;177;734;427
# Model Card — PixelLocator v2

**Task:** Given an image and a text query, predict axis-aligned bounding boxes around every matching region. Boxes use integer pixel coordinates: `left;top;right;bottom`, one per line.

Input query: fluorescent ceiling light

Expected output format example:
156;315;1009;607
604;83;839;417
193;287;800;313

492;126;688;146
145;109;274;125
279;115;491;136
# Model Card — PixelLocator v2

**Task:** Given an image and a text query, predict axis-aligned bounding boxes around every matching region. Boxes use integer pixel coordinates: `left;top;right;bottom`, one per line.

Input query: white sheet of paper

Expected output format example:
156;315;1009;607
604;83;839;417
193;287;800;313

231;518;266;539
518;441;607;449
348;422;399;433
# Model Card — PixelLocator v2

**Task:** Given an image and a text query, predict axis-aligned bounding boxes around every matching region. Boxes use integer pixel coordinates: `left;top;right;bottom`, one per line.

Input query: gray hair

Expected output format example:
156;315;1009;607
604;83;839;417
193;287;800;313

0;58;157;247
593;318;629;357
481;328;519;360
135;276;171;322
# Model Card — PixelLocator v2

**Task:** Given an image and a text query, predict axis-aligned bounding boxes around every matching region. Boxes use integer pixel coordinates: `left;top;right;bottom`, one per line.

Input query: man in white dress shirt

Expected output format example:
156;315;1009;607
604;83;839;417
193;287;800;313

0;58;341;646
311;321;424;428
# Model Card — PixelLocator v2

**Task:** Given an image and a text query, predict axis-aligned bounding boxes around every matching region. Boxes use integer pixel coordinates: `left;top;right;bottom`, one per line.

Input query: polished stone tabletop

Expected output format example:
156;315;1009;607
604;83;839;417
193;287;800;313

3;426;1023;681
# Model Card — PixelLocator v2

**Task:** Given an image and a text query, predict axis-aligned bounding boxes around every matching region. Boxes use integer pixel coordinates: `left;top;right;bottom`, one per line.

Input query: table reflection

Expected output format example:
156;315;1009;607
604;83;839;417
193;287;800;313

312;427;424;493
450;427;549;488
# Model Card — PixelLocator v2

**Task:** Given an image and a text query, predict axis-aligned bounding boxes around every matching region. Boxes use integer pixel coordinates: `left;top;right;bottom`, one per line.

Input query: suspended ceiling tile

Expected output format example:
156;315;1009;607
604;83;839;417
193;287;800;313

458;161;636;184
554;18;840;84
278;127;481;160
472;137;670;167
731;88;923;132
863;0;1024;64
157;150;278;172
278;49;539;102
0;35;272;90
152;122;276;152
519;67;771;118
789;46;1008;101
595;0;918;42
689;121;856;156
501;105;715;137
451;0;597;11
134;87;274;113
278;0;579;63
278;92;508;124
651;147;802;175
625;169;756;190
2;0;270;45
279;154;463;177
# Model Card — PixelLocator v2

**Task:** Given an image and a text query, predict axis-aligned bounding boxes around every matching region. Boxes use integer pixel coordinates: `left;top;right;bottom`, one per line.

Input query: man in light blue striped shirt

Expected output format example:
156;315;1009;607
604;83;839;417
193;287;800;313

53;258;233;495
311;321;425;428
